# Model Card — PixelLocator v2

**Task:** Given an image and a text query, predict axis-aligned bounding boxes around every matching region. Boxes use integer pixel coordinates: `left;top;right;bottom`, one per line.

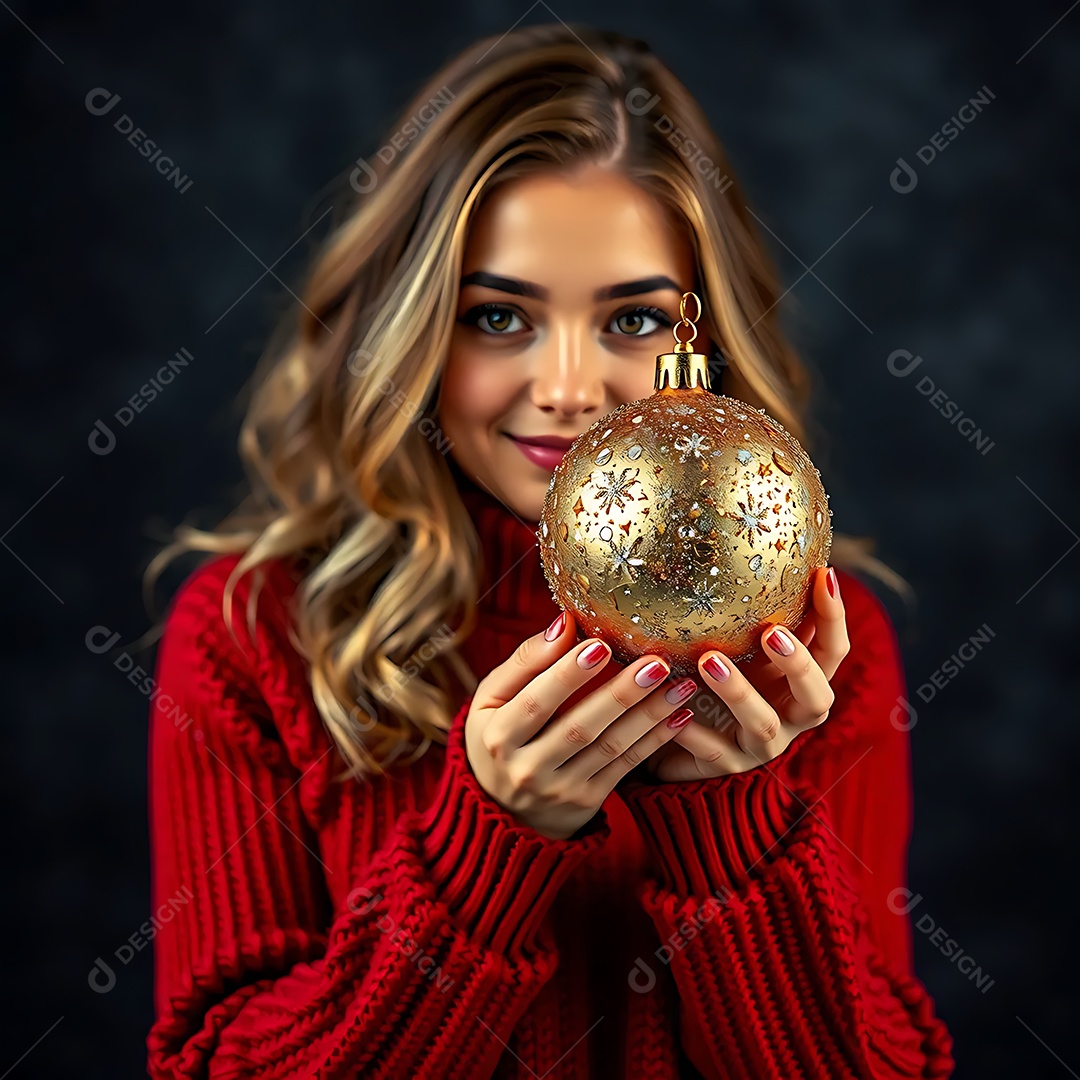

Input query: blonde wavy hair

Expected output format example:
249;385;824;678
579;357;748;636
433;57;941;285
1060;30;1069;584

142;23;909;781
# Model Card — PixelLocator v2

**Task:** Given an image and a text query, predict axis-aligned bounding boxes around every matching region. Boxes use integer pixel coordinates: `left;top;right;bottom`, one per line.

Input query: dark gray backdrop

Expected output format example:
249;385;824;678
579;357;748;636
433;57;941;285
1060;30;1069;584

3;2;1077;1076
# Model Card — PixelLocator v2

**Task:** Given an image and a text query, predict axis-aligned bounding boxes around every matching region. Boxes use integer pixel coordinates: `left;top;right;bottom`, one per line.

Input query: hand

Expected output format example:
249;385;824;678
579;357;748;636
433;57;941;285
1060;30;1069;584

464;610;702;840
644;566;849;782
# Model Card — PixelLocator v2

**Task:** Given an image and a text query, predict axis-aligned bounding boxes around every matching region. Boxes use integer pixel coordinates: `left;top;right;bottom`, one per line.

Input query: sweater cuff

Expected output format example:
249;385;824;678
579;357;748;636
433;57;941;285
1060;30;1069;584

417;697;610;956
620;768;806;897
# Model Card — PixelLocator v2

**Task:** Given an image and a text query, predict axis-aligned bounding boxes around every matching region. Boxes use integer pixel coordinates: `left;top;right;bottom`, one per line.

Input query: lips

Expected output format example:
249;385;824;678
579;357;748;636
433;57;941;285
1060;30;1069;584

504;432;579;470
508;434;579;449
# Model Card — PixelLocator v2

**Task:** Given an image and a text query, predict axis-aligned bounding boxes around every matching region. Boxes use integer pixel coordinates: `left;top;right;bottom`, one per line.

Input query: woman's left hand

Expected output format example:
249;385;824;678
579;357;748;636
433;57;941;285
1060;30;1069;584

645;566;850;782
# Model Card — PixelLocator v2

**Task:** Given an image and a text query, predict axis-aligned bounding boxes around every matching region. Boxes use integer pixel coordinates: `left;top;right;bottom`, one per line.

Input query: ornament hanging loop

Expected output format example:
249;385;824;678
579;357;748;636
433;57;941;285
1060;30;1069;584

674;292;701;351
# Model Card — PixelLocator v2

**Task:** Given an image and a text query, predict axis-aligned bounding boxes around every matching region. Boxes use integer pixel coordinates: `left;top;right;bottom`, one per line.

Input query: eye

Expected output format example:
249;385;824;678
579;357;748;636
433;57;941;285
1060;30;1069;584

459;303;529;335
609;305;673;337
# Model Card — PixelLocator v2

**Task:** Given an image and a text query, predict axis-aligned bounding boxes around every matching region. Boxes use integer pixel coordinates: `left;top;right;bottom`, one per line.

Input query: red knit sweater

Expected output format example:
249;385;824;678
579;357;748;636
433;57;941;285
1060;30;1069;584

146;478;955;1079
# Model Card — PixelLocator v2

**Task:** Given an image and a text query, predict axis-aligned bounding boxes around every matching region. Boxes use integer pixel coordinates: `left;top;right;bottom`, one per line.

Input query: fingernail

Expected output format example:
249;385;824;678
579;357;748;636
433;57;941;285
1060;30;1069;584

578;641;609;668
545;612;566;641
766;627;795;656
635;660;669;687
826;567;839;599
665;678;698;704
667;707;694;730
703;654;730;681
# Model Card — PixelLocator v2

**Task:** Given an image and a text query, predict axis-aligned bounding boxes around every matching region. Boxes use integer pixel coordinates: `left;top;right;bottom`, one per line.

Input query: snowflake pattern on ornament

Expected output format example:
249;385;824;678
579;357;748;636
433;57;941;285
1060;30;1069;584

673;431;710;462
724;490;772;547
681;580;726;619
608;533;646;583
652;479;681;504
589;467;640;515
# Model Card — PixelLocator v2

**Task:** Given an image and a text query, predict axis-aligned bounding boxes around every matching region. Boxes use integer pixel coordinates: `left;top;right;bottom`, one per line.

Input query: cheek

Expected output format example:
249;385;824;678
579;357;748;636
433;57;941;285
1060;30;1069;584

440;348;509;440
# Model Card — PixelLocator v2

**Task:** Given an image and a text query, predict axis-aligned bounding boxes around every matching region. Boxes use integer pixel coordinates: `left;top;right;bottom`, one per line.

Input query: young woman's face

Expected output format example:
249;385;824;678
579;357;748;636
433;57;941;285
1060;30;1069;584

438;165;701;523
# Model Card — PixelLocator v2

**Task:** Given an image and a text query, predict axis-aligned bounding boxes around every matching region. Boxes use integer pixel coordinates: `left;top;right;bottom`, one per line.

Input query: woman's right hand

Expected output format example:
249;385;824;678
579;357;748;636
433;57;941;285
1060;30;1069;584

464;610;700;840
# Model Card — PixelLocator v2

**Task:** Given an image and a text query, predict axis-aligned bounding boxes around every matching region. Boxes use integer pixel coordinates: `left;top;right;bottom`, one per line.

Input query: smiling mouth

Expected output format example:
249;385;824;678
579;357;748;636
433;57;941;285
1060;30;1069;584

503;433;580;450
503;433;576;468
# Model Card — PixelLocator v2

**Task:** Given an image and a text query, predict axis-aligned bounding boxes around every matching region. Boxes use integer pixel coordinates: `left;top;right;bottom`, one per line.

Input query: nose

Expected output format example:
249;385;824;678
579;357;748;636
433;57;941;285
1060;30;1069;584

529;320;606;420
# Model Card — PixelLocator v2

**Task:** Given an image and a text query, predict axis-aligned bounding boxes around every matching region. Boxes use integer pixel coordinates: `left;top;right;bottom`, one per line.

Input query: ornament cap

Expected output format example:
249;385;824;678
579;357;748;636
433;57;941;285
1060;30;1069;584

654;350;712;391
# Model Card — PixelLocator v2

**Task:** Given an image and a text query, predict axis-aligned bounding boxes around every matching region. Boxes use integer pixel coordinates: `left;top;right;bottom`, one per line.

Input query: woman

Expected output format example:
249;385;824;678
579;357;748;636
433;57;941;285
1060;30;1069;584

144;23;954;1079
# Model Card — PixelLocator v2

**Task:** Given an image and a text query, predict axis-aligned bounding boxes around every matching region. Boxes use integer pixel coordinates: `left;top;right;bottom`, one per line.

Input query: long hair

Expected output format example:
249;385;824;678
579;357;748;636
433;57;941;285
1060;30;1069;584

142;23;908;780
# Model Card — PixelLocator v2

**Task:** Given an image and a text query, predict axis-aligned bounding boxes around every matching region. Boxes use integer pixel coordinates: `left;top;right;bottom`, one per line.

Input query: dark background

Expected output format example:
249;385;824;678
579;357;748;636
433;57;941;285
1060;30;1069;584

4;2;1077;1076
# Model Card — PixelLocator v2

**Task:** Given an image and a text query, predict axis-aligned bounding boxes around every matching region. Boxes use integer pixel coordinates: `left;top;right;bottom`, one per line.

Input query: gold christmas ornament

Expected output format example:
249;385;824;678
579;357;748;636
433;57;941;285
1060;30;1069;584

537;292;832;677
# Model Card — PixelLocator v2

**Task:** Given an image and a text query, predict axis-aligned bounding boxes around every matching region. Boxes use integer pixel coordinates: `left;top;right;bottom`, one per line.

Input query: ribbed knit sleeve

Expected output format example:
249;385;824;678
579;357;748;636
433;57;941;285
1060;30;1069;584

618;574;955;1079
416;697;609;957
146;559;609;1080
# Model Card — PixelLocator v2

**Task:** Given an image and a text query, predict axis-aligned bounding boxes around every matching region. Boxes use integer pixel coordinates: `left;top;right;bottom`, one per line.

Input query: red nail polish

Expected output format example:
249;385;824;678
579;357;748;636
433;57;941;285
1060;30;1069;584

703;655;730;681
578;641;609;668
665;678;697;704
766;628;795;656
667;707;694;730
635;660;668;687
545;612;566;641
826;567;839;599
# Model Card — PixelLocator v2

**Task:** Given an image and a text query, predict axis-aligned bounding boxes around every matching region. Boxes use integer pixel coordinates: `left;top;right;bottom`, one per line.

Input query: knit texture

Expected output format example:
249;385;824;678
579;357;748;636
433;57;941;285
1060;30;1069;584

146;474;955;1078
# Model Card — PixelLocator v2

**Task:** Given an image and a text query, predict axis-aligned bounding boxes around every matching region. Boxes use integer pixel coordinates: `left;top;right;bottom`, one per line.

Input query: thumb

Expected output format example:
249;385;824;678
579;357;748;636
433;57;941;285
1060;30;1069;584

475;609;578;708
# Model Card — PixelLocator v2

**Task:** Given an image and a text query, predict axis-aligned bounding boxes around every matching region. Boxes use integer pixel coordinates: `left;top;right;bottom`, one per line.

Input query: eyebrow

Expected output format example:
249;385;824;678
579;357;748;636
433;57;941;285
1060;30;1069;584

459;271;683;303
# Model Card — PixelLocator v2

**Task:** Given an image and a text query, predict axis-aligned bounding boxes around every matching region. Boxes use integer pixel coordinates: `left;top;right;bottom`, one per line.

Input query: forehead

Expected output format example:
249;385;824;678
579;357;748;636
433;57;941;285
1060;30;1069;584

462;167;694;296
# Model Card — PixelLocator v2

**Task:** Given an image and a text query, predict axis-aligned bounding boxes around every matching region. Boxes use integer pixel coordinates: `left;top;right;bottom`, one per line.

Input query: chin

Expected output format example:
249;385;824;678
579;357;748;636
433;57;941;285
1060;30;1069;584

501;480;546;524
507;495;544;524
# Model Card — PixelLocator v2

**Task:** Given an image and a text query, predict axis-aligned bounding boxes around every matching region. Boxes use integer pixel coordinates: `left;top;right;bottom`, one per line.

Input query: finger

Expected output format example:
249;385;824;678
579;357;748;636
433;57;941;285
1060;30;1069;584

806;566;850;681
755;609;817;685
585;685;700;788
760;621;834;728
660;715;757;779
520;648;665;768
478;613;615;749
566;672;700;779
529;657;686;772
698;651;788;760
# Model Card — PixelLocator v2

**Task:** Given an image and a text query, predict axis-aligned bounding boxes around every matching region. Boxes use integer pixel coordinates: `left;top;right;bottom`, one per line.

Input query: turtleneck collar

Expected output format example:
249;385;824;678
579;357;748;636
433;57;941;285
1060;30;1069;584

450;461;561;634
